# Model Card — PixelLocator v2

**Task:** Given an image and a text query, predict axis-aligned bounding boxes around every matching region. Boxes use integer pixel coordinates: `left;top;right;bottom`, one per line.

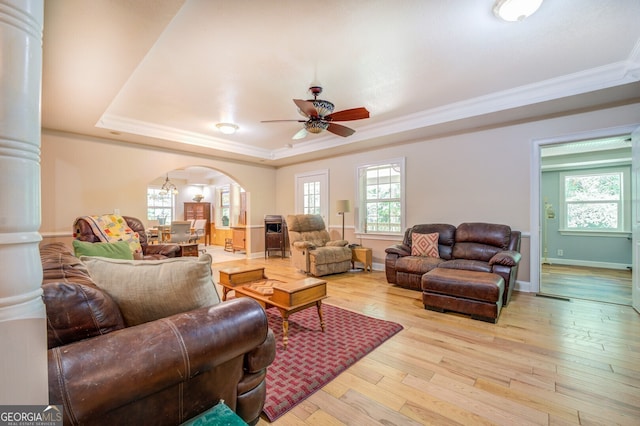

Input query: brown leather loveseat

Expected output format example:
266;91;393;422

385;222;521;322
41;242;275;425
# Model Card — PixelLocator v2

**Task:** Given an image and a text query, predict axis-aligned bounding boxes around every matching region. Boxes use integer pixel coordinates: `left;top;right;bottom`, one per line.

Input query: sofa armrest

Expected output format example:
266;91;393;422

144;243;181;258
385;243;411;257
48;298;273;423
245;328;276;373
293;241;316;250
326;239;349;247
489;250;521;267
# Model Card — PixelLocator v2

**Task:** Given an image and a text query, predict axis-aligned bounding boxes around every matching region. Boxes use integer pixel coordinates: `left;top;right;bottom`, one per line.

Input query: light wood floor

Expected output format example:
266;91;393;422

540;264;632;306
211;257;640;426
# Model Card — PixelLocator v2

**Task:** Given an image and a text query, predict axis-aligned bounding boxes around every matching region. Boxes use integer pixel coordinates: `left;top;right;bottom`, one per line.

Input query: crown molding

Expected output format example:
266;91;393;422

347;60;639;145
96;114;274;160
97;51;640;162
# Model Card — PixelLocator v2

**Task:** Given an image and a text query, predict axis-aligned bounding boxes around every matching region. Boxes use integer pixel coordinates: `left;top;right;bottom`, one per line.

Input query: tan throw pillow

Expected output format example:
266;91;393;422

81;254;220;326
411;232;440;258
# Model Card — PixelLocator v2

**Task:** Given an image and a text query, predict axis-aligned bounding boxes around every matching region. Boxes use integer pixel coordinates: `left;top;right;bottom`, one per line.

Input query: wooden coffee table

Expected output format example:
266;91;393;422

217;266;327;349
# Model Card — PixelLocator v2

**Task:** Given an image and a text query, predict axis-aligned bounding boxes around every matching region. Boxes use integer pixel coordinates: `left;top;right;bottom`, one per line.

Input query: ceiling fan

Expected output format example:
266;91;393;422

261;84;370;140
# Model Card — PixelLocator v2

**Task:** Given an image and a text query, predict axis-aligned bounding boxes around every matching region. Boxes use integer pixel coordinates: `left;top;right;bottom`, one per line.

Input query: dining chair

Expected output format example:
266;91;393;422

168;221;193;244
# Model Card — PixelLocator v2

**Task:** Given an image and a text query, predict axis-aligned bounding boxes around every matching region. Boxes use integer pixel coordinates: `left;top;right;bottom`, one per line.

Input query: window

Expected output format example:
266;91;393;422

357;158;404;234
295;170;328;219
560;167;630;233
220;185;230;226
147;187;174;223
303;181;321;214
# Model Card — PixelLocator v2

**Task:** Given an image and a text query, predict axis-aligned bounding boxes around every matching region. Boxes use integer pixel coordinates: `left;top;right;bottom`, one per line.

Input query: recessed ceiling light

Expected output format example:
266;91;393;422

216;123;239;135
493;0;543;22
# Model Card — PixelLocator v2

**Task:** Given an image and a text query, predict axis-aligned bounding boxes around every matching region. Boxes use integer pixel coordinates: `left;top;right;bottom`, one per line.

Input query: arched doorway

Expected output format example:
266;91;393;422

149;166;247;263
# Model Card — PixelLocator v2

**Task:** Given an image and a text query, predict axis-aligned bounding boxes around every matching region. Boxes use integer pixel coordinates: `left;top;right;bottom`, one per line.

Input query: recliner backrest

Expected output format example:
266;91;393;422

122;216;148;247
452;222;511;262
404;223;456;260
286;214;331;247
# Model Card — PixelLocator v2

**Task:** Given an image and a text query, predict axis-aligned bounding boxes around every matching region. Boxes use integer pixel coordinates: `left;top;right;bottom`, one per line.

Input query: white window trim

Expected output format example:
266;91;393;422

558;166;631;236
354;157;405;238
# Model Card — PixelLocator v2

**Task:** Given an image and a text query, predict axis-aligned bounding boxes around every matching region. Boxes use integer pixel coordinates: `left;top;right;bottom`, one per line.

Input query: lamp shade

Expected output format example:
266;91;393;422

336;200;351;213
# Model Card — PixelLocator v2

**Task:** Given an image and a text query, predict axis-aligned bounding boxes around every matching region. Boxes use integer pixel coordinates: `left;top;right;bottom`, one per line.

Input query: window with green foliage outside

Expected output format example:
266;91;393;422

147;187;174;223
560;167;629;233
357;159;404;234
303;181;321;215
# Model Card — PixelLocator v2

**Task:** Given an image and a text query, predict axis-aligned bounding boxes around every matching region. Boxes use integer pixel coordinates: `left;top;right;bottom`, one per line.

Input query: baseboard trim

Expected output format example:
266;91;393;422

536;293;571;302
514;280;532;293
543;258;631;270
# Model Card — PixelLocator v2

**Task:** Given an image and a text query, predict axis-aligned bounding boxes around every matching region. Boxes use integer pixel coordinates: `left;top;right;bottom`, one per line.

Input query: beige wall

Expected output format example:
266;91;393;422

40;103;640;288
40;130;277;254
274;103;640;287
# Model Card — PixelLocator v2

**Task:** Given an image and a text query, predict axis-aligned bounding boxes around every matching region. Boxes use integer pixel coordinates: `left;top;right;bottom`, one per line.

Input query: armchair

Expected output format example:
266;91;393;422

286;214;352;276
74;215;181;260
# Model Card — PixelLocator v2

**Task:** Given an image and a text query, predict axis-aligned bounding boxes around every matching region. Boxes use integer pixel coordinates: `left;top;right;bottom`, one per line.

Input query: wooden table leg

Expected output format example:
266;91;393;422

316;301;325;332
280;309;290;350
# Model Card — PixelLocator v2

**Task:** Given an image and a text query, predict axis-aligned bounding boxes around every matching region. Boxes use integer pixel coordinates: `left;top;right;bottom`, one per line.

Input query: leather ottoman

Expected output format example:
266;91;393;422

421;268;505;323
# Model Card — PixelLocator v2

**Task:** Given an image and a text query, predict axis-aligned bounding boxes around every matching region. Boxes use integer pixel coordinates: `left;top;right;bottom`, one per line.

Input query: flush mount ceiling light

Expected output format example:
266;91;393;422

216;123;239;135
493;0;543;22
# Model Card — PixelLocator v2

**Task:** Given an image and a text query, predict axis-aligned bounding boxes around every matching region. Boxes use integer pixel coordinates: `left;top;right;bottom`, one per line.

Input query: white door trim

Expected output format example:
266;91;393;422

530;124;639;293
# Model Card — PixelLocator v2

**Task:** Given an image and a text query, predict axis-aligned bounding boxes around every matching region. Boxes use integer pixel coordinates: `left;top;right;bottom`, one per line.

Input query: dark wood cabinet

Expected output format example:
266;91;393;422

264;215;288;258
184;202;211;245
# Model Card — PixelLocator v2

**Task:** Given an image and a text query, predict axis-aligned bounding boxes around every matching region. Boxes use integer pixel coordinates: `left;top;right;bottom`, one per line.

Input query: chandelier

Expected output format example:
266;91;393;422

159;174;178;195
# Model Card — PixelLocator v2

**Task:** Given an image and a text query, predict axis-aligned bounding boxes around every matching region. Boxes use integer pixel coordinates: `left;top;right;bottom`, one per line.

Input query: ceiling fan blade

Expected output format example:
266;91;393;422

260;119;306;123
326;107;370;121
327;122;355;137
292;128;308;140
293;99;318;118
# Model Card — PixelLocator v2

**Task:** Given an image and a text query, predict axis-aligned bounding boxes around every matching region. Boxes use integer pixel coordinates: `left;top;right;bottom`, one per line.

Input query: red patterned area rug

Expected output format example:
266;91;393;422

262;303;403;422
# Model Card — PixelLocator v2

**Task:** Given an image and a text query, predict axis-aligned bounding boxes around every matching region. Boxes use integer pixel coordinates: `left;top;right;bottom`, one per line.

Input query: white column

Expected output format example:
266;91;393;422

0;0;47;404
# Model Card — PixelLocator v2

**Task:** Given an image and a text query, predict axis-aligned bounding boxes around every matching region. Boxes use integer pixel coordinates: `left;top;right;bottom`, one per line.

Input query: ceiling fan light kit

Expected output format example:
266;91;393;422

305;120;329;134
493;0;543;22
261;83;370;140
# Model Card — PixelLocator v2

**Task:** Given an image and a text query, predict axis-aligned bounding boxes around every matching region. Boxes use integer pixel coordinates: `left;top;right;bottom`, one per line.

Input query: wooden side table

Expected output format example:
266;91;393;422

351;247;372;272
179;243;199;257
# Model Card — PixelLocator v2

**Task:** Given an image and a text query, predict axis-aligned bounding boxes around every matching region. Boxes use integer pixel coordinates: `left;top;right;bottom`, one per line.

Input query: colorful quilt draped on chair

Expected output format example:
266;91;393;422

74;214;142;254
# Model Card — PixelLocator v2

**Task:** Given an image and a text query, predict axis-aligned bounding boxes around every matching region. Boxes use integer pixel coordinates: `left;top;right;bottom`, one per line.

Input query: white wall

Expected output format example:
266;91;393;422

40;130;277;254
274;102;640;285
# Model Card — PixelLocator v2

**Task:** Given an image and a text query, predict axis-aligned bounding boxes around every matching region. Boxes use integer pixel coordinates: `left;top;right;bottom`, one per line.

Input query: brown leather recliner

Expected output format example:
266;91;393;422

74;215;181;259
41;242;275;425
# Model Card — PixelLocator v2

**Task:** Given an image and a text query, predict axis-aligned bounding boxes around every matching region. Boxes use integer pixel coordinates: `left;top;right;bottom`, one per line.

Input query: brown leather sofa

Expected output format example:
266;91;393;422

74;215;181;259
41;242;275;425
385;223;521;320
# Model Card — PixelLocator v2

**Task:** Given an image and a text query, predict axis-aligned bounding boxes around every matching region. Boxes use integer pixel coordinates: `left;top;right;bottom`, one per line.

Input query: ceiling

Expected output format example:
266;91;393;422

41;0;640;168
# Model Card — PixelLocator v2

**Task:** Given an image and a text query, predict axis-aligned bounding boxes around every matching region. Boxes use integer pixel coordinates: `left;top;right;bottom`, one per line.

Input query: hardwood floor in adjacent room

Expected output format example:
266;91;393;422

211;257;640;426
540;263;632;306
